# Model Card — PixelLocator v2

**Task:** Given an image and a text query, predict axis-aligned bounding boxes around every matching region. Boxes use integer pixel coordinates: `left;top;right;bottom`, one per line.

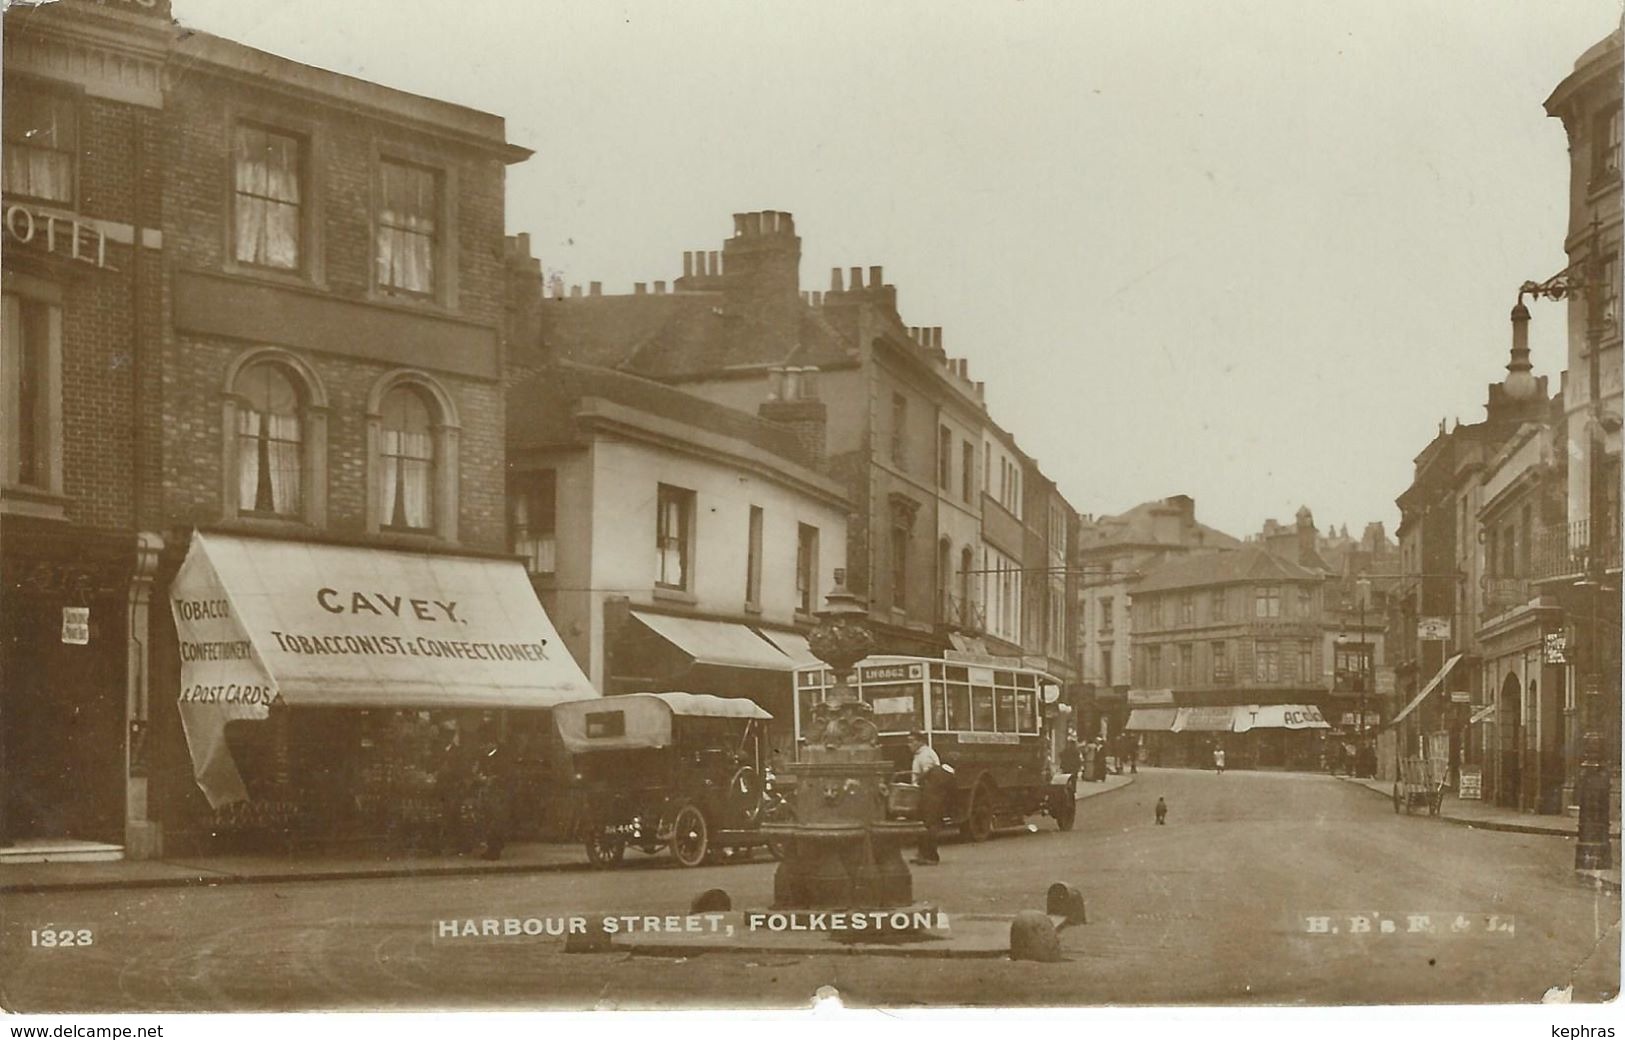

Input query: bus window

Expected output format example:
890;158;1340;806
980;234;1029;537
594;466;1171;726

972;686;995;731
995;689;1016;732
946;665;968;684
995;671;1014;687
928;683;949;731
868;684;921;733
1016;689;1037;733
948;683;972;730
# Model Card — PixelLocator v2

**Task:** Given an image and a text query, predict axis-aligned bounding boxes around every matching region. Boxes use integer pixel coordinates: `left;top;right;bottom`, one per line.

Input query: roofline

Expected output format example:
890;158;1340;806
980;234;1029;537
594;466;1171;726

170;30;532;163
1544;29;1622;117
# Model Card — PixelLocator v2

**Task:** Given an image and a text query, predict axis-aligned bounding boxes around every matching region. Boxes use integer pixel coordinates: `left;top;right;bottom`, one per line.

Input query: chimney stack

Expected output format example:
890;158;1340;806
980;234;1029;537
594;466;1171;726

589;281;602;296
654;281;667;294
830;267;843;292
634;282;647;295
849;267;864;291
869;265;883;290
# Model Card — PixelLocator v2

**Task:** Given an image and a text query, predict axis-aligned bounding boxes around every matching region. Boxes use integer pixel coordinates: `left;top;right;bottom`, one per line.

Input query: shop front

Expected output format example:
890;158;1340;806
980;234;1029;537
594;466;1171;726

160;532;596;852
1126;700;1332;770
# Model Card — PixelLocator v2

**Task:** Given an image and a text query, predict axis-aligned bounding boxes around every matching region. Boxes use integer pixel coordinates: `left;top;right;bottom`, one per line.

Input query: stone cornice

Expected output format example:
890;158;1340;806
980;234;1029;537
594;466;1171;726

5;14;167;108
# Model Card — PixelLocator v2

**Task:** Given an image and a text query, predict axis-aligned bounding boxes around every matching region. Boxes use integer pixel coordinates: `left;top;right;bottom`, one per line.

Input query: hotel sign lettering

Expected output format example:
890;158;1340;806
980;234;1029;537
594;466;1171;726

4;205;110;269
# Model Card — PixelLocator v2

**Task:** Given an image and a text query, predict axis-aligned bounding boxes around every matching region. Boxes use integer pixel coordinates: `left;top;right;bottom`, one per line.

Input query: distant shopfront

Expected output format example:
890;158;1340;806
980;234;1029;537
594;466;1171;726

1126;690;1331;769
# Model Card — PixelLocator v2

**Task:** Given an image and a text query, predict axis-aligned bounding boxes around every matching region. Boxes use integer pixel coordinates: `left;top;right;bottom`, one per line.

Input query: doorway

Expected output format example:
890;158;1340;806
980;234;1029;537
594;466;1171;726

1496;673;1521;809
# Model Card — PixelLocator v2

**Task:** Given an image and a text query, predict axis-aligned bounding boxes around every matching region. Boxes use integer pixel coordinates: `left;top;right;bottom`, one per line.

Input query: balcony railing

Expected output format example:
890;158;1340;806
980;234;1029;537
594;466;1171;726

939;592;985;633
1481;577;1531;613
1533;519;1622;581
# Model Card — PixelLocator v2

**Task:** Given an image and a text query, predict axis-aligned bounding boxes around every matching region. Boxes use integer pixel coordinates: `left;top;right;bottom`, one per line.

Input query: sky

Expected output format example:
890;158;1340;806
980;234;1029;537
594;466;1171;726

170;0;1622;540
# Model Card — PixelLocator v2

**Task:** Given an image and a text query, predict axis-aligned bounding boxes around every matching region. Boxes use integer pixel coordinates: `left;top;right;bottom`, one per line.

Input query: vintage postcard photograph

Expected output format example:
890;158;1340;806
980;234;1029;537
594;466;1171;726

0;0;1620;1023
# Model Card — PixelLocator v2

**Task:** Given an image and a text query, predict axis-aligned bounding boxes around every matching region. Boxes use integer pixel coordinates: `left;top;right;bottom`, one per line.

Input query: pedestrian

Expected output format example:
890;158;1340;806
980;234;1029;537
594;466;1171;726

1213;747;1226;775
475;732;515;861
1125;735;1139;775
1060;738;1081;777
1155;796;1167;825
908;730;954;866
432;718;477;854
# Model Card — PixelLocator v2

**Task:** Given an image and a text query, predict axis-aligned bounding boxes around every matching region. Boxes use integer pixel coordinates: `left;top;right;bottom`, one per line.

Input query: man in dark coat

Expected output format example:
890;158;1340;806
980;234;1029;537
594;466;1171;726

908;731;953;865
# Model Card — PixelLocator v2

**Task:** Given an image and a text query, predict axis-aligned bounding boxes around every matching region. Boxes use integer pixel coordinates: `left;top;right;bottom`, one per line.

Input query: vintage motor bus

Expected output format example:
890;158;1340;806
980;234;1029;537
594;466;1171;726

791;656;1076;838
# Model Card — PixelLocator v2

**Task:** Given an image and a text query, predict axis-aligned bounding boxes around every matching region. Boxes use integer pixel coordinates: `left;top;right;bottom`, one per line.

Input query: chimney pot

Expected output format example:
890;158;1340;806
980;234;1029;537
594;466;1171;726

780;212;795;236
634;283;647;295
570;284;582;298
683;251;694;278
849;266;864;290
733;213;747;237
654;281;667;294
830;267;843;292
710;251;721;276
746;212;762;236
869;265;883;289
589;281;602;296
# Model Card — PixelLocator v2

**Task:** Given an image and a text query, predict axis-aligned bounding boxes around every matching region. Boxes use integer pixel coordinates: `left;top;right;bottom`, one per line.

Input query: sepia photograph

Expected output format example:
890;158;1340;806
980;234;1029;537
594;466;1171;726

0;0;1621;1023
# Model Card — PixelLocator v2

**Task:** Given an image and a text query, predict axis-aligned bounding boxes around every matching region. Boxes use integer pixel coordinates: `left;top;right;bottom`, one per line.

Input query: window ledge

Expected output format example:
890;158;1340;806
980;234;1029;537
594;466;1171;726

1;485;70;521
221;515;313;535
367;288;458;318
652;586;697;605
220;261;327;294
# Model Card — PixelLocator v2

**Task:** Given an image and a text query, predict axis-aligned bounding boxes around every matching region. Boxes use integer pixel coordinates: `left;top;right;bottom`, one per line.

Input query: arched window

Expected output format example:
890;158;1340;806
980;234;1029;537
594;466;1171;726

235;361;303;517
367;371;459;539
379;386;435;531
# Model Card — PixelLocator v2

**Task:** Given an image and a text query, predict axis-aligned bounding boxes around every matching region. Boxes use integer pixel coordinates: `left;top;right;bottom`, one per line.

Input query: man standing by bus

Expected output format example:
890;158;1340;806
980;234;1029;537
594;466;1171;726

908;731;953;866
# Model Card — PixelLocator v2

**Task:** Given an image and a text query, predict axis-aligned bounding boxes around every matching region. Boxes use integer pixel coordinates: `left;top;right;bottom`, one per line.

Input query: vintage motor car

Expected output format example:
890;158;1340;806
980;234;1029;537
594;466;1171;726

552;691;782;867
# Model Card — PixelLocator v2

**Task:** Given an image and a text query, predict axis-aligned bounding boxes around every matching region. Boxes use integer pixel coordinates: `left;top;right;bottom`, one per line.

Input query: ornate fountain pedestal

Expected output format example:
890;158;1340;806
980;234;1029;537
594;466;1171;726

761;574;921;910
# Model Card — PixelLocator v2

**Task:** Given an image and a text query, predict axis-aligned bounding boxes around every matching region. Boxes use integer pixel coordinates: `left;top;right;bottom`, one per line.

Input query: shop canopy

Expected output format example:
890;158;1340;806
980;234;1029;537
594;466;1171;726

553;691;773;753
1232;704;1330;732
1127;704;1331;733
1125;707;1180;732
170;532;596;807
630;610;798;671
1388;653;1465;726
755;628;821;667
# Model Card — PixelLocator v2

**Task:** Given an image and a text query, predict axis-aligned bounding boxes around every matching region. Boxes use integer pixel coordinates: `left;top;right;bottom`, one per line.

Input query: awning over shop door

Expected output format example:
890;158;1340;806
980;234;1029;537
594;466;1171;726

1173;706;1237;732
1233;704;1330;732
755;628;820;667
170;532;596;807
1389;653;1464;726
629;610;795;671
1125;708;1179;732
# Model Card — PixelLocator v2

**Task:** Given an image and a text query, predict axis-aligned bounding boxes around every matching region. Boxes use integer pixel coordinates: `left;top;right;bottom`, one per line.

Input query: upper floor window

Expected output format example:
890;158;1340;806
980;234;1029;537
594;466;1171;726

1;291;62;497
745;505;764;609
1296;586;1314;617
3;88;75;205
1255;641;1280;683
1144;645;1161;685
377;160;439;296
1211;640;1230;682
1209;588;1227;621
961;440;974;503
233;125;303;271
938;425;952;489
379;386;435;531
656;483;694;590
796;523;819;615
1099;595;1114;633
1179;594;1195;625
1254;585;1281;618
235;362;303;517
510;469;557;576
1594;103;1622;186
890;393;908;469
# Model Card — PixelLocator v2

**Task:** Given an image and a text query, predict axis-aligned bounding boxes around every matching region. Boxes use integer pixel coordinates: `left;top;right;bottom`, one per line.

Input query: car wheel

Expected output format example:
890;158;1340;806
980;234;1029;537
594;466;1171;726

670;803;710;868
583;832;625;869
1055;783;1077;832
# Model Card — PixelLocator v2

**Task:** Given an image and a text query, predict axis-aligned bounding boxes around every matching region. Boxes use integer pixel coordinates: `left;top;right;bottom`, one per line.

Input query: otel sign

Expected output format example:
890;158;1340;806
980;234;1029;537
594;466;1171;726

4;203;110;270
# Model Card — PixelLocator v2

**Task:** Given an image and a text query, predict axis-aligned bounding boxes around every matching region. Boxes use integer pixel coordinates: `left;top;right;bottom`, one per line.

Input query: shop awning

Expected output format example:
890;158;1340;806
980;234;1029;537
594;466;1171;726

1173;705;1237;732
170;532;596;807
1389;653;1464;726
1125;707;1179;732
1233;704;1330;732
755;628;820;667
630;610;794;671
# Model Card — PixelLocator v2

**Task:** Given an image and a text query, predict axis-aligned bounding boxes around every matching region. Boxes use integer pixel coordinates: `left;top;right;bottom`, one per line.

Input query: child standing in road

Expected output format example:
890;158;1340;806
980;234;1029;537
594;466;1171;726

1155;797;1167;825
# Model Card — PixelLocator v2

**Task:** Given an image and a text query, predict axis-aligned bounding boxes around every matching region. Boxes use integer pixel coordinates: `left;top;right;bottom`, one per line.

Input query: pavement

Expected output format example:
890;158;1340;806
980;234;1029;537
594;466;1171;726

0;767;1615;1010
1335;774;1623;890
0;772;1136;895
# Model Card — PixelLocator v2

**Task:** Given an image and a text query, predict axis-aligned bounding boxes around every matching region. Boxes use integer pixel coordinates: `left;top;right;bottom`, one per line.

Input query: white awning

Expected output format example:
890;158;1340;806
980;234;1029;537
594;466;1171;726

1173;706;1237;733
631;610;794;671
1233;704;1330;732
1125;707;1179;732
756;628;820;666
170;532;596;807
1389;653;1464;726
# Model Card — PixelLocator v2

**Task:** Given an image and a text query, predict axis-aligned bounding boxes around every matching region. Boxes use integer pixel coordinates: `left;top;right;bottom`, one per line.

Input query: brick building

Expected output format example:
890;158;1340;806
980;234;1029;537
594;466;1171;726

3;1;567;860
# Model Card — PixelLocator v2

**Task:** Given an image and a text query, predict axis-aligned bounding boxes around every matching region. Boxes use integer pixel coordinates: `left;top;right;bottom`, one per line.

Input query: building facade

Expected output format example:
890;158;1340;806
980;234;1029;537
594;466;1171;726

505;359;849;757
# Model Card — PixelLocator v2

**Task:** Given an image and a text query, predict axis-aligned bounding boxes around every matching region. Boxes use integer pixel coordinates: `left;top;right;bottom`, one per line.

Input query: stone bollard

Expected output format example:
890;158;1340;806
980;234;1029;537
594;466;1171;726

564;915;613;953
1009;910;1062;962
1046;882;1087;925
691;888;731;913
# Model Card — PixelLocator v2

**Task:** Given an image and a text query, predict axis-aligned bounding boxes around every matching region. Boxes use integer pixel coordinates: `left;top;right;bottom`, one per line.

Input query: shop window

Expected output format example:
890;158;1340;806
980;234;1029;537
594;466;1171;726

510;470;557;575
377;159;439;296
236;362;304;517
3;87;75;205
796;523;818;615
379;387;435;531
656;483;694;590
1;292;62;499
233;124;303;271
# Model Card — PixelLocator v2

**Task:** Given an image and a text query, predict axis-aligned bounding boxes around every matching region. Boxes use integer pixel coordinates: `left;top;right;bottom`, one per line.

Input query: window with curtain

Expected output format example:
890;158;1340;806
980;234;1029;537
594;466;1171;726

380;387;435;530
3;88;75;205
2;293;57;489
233;125;302;270
377;160;438;295
235;362;303;516
655;484;693;589
510;470;556;574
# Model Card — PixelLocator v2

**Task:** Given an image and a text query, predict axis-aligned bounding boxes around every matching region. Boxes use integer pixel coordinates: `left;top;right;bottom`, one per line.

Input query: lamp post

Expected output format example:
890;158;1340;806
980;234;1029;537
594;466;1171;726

1574;574;1613;871
1357;577;1373;777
